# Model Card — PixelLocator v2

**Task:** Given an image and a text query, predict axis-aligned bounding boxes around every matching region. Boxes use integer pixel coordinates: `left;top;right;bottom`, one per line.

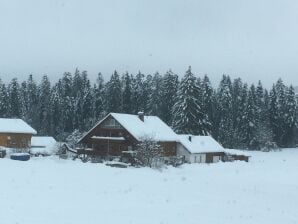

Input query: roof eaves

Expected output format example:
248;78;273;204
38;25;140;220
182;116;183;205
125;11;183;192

77;113;111;143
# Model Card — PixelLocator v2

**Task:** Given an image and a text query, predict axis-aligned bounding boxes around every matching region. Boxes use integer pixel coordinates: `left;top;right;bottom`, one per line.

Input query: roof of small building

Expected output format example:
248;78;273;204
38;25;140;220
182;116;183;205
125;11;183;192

80;113;178;142
30;136;58;155
224;148;250;157
178;134;250;156
0;118;37;135
178;135;225;154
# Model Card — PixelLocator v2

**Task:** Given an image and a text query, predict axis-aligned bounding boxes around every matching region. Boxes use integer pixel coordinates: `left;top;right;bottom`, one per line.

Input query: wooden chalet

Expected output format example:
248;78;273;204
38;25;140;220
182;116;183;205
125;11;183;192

78;112;178;157
0;118;37;148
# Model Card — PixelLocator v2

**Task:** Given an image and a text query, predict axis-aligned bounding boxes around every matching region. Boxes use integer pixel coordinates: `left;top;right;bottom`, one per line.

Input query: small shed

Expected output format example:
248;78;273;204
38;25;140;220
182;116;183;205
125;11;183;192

177;135;226;163
224;149;250;162
177;135;250;163
0;118;37;148
30;136;58;156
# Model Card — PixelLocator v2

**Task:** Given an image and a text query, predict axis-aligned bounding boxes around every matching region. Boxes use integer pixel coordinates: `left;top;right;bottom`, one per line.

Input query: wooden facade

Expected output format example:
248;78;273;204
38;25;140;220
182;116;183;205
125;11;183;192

0;133;32;148
205;152;226;163
79;115;177;157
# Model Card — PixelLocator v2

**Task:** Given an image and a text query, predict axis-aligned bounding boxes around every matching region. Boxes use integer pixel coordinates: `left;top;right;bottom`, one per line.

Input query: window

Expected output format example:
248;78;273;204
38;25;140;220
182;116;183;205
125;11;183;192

101;118;121;128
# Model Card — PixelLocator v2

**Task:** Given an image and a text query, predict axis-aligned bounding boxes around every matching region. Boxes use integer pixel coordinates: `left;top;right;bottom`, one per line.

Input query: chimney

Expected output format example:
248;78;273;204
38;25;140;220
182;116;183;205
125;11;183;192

138;111;144;122
188;135;192;142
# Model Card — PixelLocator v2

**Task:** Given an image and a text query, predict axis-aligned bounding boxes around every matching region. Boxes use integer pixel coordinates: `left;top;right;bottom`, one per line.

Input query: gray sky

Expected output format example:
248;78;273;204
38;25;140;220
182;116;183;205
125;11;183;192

0;0;298;87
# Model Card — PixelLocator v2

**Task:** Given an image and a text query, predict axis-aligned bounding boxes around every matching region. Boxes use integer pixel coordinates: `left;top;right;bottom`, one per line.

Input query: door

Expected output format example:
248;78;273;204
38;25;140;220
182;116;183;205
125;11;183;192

213;155;221;163
0;135;7;147
194;154;206;163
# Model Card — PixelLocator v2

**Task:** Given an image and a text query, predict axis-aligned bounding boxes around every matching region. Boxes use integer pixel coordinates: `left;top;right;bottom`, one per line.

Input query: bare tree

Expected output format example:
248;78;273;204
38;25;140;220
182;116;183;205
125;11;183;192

135;135;164;168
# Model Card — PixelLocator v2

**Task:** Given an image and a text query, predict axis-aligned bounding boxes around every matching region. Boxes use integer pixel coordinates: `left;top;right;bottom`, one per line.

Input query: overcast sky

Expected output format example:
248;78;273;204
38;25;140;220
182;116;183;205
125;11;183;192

0;0;298;87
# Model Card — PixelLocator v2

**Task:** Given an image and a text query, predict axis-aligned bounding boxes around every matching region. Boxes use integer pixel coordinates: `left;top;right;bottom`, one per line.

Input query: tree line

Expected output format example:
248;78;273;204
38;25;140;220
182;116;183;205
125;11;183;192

0;67;297;150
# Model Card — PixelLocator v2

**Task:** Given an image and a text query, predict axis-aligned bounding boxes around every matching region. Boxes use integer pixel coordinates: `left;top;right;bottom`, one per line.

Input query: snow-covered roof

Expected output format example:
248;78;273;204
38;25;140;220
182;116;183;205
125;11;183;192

178;135;225;153
30;136;58;155
91;136;125;141
0;118;37;135
224;148;251;157
178;135;250;156
110;113;178;142
80;113;178;142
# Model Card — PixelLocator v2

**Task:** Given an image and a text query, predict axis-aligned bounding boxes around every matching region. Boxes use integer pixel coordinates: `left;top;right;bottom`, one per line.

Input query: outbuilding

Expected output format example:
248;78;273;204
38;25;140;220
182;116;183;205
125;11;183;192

177;135;226;163
0;118;37;149
30;136;58;156
177;135;249;163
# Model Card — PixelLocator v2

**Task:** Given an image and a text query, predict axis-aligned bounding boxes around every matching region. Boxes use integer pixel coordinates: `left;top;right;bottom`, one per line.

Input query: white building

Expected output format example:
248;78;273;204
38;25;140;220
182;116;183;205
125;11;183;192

177;135;250;163
177;135;226;163
30;136;58;156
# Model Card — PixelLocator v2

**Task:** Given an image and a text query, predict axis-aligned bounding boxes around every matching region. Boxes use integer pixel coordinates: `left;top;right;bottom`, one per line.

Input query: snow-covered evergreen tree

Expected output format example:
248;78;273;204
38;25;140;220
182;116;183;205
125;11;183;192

131;71;149;113
273;79;289;146
8;78;22;118
269;84;279;145
242;85;258;149
231;78;245;147
105;70;122;113
148;72;163;117
50;84;63;138
160;70;179;125
216;75;233;147
26;75;39;128
172;67;211;135
38;75;52;135
80;71;93;130
122;72;133;114
202;75;214;132
60;72;74;133
283;85;297;146
93;73;105;120
0;79;8;117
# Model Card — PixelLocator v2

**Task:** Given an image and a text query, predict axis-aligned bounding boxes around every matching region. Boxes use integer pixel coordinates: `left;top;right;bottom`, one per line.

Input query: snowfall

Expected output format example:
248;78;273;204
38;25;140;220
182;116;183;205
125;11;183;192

1;149;298;224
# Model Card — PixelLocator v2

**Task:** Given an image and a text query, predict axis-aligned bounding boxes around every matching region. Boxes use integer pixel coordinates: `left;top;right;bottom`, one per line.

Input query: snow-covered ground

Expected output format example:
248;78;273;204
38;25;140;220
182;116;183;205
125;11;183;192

1;149;298;224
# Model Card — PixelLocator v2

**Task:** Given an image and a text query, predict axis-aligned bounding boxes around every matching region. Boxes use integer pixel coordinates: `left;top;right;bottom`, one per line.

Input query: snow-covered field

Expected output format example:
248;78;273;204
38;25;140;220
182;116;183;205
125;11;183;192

1;149;298;224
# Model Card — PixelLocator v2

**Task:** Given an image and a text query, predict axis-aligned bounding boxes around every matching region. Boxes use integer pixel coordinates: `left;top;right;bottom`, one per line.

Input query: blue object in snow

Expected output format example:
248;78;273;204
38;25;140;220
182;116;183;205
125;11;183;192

10;153;30;161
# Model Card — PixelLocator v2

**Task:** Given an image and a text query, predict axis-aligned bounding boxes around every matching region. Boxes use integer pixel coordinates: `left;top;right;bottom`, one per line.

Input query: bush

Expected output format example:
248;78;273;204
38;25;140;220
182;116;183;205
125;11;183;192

135;135;164;168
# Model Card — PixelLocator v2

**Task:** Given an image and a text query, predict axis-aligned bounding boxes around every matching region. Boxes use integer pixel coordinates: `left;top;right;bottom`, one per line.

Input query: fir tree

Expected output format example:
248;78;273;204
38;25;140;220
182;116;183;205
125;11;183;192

283;85;297;146
269;84;279;145
60;72;74;133
231;78;244;147
216;75;233;147
242;85;258;149
122;72;133;114
148;72;163;117
38;75;52;135
0;79;8;117
93;73;105;120
160;70;179;124
172;67;210;135
50;84;63;138
202;75;214;132
105;71;122;113
80;71;93;130
131;71;146;113
26;75;39;128
8;78;22;118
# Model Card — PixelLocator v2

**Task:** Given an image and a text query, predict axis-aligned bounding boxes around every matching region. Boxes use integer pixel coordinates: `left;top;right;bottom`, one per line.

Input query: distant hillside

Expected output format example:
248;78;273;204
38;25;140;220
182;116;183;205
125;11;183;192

295;86;298;94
